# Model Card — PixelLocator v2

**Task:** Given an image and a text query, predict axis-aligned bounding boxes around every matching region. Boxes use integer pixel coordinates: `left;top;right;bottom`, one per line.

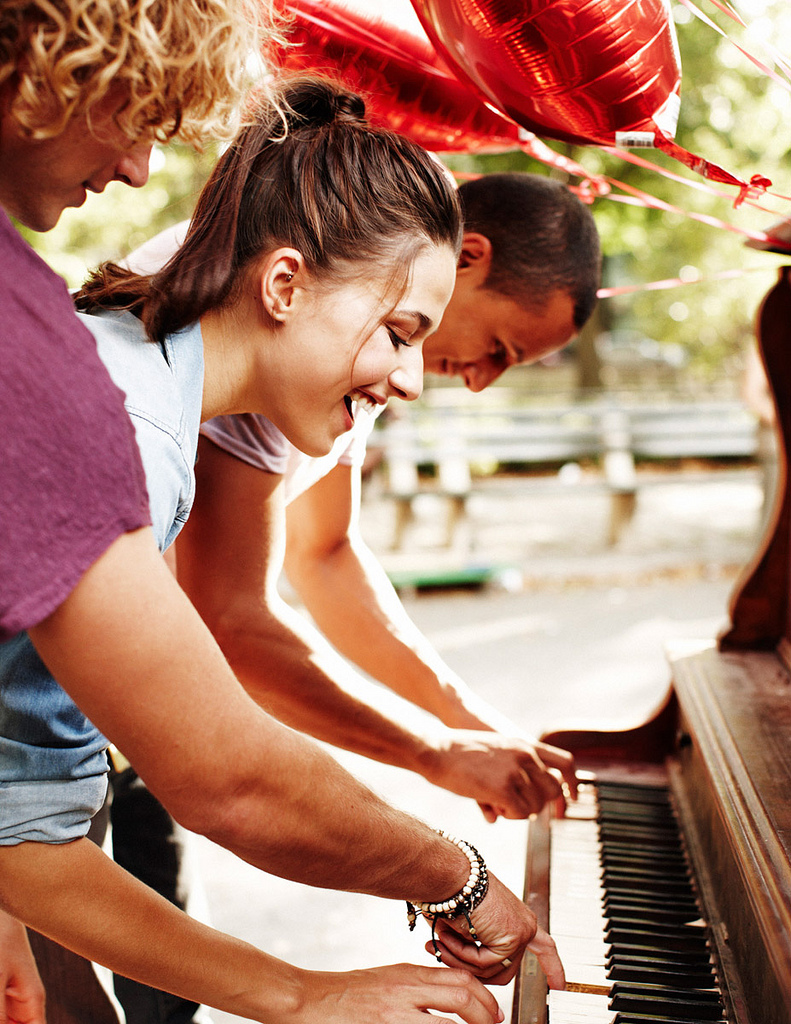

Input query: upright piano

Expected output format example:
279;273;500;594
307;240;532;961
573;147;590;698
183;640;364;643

514;268;791;1024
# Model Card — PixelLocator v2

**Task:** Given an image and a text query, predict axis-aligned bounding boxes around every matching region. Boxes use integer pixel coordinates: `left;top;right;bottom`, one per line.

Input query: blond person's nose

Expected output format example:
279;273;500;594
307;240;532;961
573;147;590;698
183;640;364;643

115;144;153;188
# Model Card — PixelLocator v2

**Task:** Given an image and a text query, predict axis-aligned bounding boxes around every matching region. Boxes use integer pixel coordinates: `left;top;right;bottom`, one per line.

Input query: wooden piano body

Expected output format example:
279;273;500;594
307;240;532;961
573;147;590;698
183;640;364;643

519;267;791;1024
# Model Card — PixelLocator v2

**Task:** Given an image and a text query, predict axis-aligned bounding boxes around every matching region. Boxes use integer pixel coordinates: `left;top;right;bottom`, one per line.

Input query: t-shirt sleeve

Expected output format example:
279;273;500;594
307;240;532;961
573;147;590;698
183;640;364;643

201;413;291;474
0;214;150;639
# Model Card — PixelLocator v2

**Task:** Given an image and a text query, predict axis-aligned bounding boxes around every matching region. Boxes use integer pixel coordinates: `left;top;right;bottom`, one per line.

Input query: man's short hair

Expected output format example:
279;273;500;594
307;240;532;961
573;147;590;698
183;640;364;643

458;173;601;331
0;0;278;145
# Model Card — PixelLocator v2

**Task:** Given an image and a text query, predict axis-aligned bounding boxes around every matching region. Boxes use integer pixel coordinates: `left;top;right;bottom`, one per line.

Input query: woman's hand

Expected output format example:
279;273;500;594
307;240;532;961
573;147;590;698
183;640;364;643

294;963;504;1024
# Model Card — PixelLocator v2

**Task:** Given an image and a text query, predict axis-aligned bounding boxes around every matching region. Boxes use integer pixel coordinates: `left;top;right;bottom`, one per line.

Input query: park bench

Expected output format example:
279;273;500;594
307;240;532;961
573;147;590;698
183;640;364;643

374;393;759;549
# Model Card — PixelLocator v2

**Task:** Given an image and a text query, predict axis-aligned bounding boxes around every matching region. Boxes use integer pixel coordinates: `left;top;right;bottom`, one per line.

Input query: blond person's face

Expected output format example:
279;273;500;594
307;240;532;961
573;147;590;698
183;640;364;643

263;243;457;458
0;89;152;232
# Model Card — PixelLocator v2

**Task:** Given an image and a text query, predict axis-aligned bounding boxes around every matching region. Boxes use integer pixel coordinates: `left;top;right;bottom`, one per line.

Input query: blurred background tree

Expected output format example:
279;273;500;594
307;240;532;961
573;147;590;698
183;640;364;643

23;0;791;397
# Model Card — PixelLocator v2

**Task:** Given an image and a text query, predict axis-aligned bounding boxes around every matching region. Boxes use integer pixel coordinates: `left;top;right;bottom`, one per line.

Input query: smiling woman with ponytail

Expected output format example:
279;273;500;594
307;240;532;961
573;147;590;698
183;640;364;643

0;73;563;1024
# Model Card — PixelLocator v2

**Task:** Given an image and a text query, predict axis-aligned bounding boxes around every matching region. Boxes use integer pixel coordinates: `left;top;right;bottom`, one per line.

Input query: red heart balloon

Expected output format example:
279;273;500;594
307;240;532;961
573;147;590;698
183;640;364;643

275;0;522;152
407;0;682;148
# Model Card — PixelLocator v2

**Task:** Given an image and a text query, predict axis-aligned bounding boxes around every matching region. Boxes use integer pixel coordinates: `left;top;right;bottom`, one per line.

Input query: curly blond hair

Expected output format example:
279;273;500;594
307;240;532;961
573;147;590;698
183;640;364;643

0;0;281;144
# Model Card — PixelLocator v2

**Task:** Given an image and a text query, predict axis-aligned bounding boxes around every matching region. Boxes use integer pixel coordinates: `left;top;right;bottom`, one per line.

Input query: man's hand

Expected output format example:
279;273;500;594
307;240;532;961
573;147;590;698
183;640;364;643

0;910;46;1024
422;874;565;991
419;731;577;821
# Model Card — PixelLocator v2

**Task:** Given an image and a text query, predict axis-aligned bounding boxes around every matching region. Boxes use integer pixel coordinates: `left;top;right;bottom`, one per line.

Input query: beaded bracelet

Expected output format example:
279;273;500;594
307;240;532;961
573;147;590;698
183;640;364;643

406;831;489;961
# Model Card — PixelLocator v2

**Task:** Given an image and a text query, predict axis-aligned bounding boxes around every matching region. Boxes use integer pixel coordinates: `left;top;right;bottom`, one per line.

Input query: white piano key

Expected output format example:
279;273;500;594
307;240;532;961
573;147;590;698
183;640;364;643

547;989;614;1023
549;796;609;990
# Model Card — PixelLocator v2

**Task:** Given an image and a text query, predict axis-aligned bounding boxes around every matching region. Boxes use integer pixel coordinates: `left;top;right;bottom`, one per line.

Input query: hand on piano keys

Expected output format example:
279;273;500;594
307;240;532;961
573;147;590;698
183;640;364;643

421;731;579;822
426;872;567;991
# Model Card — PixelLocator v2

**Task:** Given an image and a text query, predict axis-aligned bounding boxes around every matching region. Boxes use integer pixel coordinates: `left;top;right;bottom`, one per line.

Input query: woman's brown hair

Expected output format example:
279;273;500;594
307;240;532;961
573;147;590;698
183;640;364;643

75;75;462;343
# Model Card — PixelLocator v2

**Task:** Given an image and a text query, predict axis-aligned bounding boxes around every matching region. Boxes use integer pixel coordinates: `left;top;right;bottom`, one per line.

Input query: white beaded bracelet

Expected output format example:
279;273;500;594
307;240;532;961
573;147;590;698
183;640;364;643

406;831;489;957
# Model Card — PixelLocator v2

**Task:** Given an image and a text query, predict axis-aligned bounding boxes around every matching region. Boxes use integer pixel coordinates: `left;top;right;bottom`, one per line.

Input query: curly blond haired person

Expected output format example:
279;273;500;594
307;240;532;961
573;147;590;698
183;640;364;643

0;7;564;1024
0;4;271;1020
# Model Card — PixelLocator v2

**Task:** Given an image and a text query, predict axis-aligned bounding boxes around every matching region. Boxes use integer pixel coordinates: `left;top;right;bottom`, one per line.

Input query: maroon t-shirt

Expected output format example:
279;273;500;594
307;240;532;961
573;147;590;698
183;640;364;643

0;208;151;640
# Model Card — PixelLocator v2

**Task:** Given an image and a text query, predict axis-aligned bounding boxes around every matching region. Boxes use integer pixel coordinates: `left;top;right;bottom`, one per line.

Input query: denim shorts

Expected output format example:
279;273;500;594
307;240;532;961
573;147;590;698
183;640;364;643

0;772;109;844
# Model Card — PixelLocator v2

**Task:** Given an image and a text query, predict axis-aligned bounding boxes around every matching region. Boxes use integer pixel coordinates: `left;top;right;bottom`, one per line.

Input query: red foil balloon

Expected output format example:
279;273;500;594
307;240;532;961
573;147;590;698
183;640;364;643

273;0;611;190
408;0;683;148
274;0;522;153
409;0;770;194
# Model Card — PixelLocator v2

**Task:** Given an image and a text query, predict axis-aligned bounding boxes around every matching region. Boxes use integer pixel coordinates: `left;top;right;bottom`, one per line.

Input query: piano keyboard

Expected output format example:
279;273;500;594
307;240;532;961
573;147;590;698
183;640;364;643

542;779;728;1023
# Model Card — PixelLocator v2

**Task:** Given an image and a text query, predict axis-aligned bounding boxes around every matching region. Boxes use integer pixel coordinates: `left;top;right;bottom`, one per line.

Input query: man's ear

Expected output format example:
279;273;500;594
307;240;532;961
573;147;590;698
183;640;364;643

457;232;493;282
258;248;303;322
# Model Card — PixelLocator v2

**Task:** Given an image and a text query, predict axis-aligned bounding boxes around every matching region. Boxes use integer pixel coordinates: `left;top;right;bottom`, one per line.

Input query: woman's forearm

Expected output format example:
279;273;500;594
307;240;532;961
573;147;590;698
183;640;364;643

0;840;509;1024
0;838;305;1022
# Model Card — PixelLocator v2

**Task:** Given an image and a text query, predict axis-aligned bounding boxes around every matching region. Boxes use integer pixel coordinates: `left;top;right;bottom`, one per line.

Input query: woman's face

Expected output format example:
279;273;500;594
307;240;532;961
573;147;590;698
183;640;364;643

265;242;457;457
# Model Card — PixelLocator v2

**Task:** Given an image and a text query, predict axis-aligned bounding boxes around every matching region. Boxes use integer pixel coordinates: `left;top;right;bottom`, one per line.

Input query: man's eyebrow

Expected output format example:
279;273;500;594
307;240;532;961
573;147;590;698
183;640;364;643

394;310;433;332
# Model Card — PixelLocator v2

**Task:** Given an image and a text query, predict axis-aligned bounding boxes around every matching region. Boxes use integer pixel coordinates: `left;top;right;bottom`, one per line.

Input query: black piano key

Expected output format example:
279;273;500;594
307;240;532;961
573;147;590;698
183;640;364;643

612;983;721;1002
607;943;714;965
602;851;689;867
607;964;716;988
599;828;686;849
605;928;710;953
604;890;697;907
609;992;724;1021
601;839;686;858
605;908;704;929
604;897;701;919
607;952;713;970
603;876;697;896
610;946;713;962
613;1017;722;1024
600;820;680;837
595;782;672;804
603;864;691;882
605;914;705;932
598;805;678;825
597;788;672;802
599;801;676;816
603;864;691;880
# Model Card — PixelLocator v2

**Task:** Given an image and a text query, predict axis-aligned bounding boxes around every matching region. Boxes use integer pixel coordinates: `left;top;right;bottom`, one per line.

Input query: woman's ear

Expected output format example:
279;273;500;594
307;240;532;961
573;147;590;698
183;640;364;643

258;248;304;322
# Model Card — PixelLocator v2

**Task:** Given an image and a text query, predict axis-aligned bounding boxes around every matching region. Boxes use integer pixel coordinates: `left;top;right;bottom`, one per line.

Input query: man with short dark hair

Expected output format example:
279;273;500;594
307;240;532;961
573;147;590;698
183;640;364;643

426;173;600;391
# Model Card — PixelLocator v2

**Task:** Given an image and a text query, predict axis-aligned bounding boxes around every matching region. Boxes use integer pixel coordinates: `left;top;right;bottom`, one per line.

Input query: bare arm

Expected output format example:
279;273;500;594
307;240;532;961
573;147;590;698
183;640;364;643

174;440;438;770
176;440;572;819
0;841;507;1024
0;909;45;1024
28;526;464;898
27;525;564;986
285;463;577;812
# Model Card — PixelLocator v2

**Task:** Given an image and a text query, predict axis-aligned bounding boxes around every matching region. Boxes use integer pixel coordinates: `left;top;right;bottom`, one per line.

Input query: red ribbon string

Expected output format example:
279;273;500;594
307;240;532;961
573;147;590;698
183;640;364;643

598;265;772;300
598;178;778;245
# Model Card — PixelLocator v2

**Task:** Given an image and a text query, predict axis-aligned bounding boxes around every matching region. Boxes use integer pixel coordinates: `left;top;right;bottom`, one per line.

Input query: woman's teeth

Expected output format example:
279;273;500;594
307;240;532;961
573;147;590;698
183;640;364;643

347;392;378;416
